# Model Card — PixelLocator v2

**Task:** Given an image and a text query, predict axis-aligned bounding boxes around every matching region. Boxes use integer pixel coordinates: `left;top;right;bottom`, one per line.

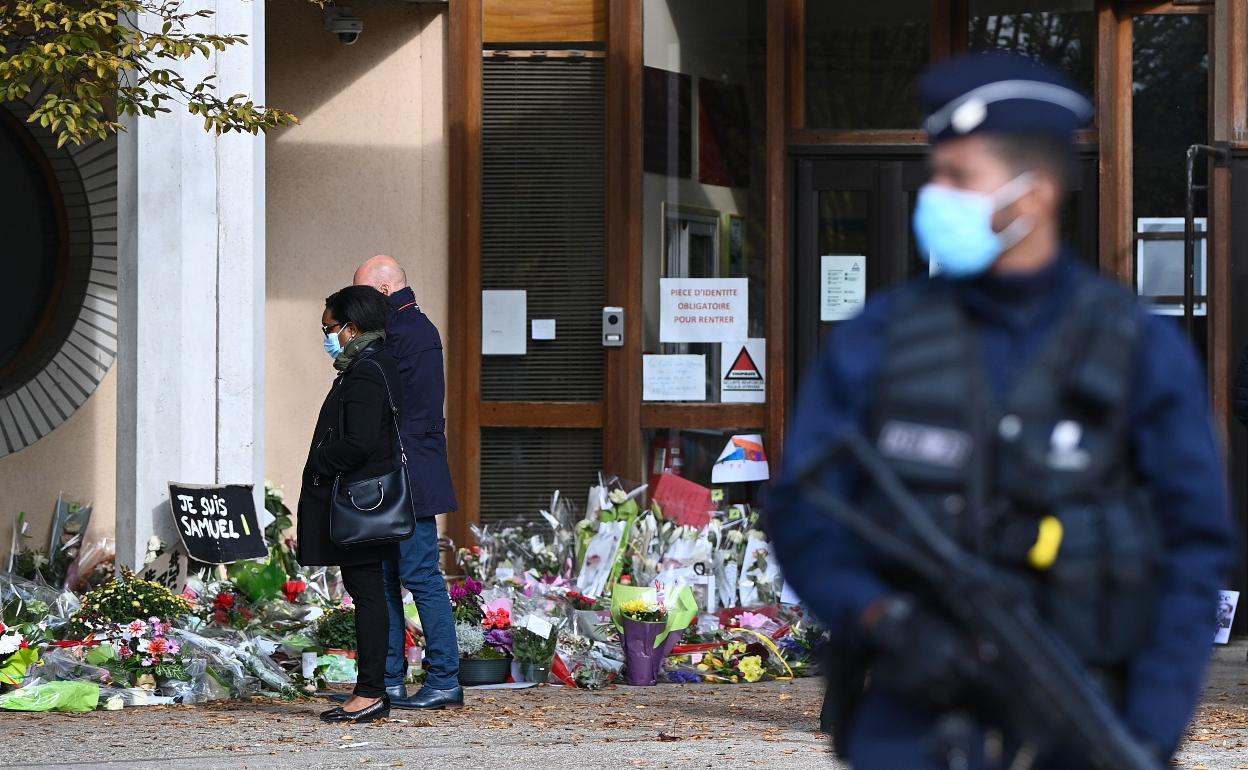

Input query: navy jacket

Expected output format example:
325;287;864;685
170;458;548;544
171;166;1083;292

386;287;458;518
768;253;1234;754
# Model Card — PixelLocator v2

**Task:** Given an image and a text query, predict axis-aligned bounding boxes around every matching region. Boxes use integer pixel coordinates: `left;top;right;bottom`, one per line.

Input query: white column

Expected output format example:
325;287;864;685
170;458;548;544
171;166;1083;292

116;0;266;569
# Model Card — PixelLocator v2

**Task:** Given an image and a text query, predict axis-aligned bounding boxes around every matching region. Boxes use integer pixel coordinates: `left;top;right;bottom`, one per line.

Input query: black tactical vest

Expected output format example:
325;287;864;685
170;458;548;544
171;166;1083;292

867;273;1163;667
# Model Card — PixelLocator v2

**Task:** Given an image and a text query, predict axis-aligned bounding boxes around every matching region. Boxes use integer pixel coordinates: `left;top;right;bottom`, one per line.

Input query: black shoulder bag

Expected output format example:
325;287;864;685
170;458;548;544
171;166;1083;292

329;358;417;549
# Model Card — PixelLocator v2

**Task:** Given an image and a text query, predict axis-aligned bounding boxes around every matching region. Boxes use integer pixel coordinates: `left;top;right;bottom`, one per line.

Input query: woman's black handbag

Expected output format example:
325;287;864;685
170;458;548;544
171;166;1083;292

329;358;417;549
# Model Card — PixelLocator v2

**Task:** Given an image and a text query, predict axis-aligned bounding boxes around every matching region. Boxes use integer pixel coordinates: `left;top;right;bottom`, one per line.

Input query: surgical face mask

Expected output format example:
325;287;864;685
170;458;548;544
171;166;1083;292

324;331;344;359
913;173;1035;279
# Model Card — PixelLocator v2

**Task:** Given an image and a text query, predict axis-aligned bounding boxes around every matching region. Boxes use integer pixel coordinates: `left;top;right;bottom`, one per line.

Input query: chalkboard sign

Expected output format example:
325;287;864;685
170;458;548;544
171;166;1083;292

168;483;268;564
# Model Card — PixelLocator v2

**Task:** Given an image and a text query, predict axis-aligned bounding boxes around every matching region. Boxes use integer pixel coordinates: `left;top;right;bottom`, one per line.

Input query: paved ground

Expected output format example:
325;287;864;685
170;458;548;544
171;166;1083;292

3;644;1248;770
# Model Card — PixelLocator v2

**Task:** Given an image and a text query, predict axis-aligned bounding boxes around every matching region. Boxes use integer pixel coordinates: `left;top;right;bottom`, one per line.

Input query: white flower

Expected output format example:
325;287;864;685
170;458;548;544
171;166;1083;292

726;530;746;546
0;633;22;656
31;553;49;569
608;489;629;505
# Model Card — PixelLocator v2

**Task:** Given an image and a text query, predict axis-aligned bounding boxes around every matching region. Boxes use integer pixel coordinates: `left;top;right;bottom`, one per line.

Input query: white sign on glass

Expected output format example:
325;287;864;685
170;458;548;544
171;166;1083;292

531;319;556;340
719;339;765;404
481;290;527;355
820;256;867;321
659;278;749;343
643;354;706;402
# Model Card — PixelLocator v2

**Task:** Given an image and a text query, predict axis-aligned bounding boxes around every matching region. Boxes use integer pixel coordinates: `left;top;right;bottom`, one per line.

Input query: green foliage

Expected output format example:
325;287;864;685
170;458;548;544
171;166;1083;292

0;0;300;148
226;550;286;603
311;605;356;651
65;569;192;637
263;483;299;577
511;626;557;665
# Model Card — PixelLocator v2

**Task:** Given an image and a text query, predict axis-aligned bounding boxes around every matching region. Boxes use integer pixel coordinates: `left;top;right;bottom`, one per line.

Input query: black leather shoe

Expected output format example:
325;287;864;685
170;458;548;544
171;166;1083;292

320;695;391;723
391;685;464;710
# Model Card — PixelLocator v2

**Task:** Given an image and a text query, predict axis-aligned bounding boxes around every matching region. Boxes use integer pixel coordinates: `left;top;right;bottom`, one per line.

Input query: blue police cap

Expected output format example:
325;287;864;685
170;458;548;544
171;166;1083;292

919;52;1093;144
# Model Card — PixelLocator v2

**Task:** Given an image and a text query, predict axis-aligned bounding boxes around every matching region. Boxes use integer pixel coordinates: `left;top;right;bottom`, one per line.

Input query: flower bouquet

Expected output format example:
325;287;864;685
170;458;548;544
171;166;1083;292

64;569;192;639
91;617;189;690
665;628;794;684
204;590;256;630
0;622;39;688
610;583;699;686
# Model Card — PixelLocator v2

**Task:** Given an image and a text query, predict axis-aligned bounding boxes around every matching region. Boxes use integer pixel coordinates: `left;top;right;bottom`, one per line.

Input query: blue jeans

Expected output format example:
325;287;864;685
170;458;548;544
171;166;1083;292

382;517;459;690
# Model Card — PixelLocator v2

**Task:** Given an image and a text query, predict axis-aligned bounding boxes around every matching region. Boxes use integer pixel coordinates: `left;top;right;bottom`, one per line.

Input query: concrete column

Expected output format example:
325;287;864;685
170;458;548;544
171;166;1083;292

116;0;265;569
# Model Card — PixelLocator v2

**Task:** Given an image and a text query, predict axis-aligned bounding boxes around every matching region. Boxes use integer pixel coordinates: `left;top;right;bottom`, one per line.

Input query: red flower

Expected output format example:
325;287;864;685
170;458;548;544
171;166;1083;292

212;610;230;624
18;639;28;649
214;593;235;611
0;623;6;636
483;607;511;630
283;580;308;603
240;607;255;621
619;575;633;585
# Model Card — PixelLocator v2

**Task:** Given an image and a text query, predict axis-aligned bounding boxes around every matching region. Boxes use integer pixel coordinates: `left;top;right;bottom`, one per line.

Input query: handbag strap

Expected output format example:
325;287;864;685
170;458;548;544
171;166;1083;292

334;356;409;470
358;358;409;467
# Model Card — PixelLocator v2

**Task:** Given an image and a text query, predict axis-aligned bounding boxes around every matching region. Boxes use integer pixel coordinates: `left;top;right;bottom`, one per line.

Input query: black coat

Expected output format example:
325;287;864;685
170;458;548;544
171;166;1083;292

296;344;402;567
386;288;458;517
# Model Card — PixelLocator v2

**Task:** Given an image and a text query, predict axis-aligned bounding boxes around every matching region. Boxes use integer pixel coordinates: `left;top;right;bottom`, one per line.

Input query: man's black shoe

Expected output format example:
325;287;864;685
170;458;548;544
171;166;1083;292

391;684;464;710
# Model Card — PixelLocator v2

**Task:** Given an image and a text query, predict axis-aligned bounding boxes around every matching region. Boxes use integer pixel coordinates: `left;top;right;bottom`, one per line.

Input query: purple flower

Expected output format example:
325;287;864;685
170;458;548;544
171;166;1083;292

666;670;701;684
464;577;483;596
484;629;513;654
449;583;468;603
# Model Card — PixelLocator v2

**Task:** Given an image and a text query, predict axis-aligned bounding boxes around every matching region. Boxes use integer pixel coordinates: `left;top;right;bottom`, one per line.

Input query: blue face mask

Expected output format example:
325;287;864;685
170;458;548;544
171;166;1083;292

324;331;344;359
913;174;1034;279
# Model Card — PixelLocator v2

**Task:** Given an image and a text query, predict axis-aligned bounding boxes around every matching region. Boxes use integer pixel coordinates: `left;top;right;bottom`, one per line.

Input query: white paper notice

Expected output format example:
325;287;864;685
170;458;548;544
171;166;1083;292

531;319;556;340
659;278;749;343
720;339;765;404
482;290;526;355
1216;590;1239;644
643;354;706;401
820;256;867;321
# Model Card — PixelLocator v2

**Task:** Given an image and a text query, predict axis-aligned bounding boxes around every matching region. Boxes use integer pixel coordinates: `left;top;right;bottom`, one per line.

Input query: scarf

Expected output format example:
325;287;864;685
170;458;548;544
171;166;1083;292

334;329;387;372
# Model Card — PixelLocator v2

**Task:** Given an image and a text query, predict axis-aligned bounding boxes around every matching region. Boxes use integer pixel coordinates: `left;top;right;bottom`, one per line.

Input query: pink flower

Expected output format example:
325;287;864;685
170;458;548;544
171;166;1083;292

127;620;147;636
141;658;153;667
145;637;170;656
736;612;769;629
165;640;180;655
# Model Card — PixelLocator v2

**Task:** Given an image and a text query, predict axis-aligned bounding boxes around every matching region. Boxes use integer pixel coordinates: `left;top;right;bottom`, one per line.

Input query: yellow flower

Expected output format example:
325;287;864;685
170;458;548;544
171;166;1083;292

619;599;654;615
738;655;764;683
696;663;709;672
131;600;141;608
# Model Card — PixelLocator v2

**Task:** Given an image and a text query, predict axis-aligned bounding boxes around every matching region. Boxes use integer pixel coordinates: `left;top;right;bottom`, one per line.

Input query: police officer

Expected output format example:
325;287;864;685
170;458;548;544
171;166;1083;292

769;52;1234;769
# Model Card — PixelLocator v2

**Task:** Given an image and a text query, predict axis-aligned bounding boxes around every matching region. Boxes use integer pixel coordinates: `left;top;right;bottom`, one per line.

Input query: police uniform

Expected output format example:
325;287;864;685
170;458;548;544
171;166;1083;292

768;53;1234;768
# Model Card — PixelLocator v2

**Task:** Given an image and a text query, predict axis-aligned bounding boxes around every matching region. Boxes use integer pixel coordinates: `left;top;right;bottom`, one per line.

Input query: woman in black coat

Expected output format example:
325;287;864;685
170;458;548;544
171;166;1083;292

298;285;402;723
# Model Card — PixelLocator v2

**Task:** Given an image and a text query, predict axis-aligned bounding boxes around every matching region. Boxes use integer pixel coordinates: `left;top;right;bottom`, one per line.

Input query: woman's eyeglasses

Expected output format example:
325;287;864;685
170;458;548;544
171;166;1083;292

321;322;344;336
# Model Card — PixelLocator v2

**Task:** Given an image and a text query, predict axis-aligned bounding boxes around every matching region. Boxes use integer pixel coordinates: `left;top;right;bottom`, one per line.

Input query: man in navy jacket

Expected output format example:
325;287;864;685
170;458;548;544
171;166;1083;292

354;255;462;709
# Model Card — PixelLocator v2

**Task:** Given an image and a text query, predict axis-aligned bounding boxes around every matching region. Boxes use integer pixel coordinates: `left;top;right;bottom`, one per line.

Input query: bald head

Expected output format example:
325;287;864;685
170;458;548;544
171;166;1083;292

353;255;409;296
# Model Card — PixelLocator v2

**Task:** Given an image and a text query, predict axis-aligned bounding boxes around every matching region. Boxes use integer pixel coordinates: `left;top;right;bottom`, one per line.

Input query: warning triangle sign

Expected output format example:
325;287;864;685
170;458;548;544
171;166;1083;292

725;346;763;380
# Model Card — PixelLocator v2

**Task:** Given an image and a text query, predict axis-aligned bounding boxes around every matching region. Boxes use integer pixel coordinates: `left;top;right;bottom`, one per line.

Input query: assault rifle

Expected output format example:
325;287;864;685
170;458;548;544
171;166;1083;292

798;430;1162;770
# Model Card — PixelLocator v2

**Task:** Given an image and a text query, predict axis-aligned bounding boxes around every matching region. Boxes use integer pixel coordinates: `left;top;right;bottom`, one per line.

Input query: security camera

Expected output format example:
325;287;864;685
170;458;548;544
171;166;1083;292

324;6;363;45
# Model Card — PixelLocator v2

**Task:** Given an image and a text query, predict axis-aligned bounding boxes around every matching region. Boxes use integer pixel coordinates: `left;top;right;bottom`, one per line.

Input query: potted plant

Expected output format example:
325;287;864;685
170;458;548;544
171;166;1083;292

512;620;559;684
312;604;357;658
451;578;512;686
